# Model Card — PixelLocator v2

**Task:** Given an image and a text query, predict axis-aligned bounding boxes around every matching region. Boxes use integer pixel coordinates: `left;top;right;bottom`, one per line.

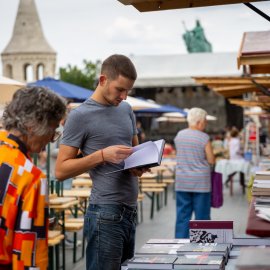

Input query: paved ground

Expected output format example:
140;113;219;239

61;179;249;270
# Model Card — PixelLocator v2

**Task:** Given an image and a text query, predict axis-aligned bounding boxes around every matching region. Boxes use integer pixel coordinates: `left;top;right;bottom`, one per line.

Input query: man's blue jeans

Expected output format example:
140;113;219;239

84;204;137;270
175;191;211;238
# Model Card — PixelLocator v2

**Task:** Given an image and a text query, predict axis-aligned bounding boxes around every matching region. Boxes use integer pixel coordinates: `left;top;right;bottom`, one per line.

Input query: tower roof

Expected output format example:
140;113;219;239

2;0;55;54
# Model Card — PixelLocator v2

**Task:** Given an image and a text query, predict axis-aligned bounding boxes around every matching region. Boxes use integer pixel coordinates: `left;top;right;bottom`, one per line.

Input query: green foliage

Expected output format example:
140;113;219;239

59;59;98;90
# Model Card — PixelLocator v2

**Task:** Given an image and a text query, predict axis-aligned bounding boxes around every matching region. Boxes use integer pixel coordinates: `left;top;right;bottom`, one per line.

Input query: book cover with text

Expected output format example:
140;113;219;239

189;220;233;244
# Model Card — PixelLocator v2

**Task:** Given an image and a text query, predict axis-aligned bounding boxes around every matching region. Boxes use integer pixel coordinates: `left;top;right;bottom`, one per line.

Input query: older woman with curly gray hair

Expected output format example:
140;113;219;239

0;86;66;270
174;107;215;238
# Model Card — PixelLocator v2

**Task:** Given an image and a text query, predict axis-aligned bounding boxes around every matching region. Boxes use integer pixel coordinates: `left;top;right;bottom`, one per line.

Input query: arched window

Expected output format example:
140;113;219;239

5;64;13;78
37;63;44;80
24;64;34;82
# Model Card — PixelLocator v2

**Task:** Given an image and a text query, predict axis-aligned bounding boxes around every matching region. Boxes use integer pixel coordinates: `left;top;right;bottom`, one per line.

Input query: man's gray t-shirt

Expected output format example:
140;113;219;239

61;98;138;206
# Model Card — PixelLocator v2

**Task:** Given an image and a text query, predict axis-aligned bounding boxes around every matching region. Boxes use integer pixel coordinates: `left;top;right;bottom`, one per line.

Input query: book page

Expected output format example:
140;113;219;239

105;139;165;174
124;142;159;170
154;139;165;163
131;141;153;152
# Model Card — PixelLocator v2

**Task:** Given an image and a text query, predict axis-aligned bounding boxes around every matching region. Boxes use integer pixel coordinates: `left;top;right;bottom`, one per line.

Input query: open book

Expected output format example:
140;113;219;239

106;139;165;174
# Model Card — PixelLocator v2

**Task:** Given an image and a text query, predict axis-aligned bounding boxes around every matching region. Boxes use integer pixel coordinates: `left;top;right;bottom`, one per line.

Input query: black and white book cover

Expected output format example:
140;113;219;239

189;220;233;244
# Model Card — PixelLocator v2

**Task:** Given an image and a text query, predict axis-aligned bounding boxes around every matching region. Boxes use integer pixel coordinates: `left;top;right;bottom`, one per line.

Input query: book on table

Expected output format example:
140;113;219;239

254;171;270;180
189;220;233;244
146;238;190;244
137;243;183;255
229;248;241;259
173;254;225;270
127;255;177;269
106;139;165;174
246;198;270;237
235;247;270;270
176;243;231;263
233;233;270;246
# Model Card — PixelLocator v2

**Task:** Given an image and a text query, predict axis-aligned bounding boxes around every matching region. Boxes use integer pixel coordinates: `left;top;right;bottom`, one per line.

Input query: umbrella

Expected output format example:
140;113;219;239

28;77;93;102
134;104;187;117
0;76;25;104
158;111;217;122
124;96;161;110
156;116;186;123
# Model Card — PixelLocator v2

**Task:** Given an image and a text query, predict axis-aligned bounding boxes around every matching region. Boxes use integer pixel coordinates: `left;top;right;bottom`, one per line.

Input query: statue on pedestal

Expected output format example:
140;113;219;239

182;20;212;53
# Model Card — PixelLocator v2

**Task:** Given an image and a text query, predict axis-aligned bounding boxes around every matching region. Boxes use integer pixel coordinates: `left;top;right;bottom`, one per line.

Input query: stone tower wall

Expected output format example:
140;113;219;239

2;53;56;82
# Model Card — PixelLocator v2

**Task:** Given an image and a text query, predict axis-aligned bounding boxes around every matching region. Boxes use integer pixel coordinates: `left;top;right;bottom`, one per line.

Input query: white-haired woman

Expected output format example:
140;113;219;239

0;86;66;270
174;107;215;238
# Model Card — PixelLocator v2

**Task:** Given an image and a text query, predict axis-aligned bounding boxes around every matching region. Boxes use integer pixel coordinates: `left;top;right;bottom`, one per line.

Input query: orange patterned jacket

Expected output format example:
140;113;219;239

0;131;48;270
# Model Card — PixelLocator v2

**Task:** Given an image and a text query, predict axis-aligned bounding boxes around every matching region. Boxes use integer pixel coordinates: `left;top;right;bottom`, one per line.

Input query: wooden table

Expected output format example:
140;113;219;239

246;198;270;237
72;178;92;188
50;197;79;270
215;159;251;196
63;189;90;262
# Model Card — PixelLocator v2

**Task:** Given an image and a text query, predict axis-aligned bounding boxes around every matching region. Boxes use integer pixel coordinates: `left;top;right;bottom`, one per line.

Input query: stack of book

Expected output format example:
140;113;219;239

252;171;270;196
176;243;231;264
124;242;230;269
250;171;270;222
126;254;226;269
123;233;270;269
146;238;190;244
173;254;225;269
233;234;270;247
136;243;183;255
127;255;177;269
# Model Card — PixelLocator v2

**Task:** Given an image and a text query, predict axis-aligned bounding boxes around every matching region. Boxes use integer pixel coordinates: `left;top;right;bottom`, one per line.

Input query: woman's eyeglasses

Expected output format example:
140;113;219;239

51;130;62;142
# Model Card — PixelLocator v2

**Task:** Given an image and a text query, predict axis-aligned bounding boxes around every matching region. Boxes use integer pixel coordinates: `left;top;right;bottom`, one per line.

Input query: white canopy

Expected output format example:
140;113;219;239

124;96;160;110
0;76;25;104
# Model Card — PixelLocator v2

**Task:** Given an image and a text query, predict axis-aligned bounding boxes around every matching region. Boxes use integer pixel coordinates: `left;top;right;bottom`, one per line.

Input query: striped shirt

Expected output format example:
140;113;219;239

174;128;211;192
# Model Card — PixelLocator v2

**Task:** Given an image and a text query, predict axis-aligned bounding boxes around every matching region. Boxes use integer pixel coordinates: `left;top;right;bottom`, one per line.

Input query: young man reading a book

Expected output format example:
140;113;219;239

55;54;147;270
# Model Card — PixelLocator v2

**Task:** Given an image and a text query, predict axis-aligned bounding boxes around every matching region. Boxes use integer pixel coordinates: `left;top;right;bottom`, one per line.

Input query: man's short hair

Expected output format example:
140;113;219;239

101;54;137;81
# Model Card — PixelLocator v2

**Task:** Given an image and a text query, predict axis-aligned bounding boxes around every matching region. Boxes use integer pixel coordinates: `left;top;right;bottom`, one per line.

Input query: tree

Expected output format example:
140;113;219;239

59;59;99;90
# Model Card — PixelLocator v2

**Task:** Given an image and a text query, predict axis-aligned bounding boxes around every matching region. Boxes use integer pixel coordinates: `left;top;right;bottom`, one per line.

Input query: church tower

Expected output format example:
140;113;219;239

1;0;56;82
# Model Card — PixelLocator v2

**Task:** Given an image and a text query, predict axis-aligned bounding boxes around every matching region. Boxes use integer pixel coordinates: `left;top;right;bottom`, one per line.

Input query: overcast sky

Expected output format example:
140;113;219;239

0;0;269;75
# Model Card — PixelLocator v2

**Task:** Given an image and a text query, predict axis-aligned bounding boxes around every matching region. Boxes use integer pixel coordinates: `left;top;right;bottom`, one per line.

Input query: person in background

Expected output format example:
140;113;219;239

174;107;215;238
211;134;228;160
223;126;231;150
55;54;148;270
136;120;146;143
0;86;66;270
228;126;243;160
163;141;176;158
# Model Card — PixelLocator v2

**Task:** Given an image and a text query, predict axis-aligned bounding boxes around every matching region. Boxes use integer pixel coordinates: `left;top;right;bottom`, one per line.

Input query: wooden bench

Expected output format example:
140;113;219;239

72;178;92;188
48;230;64;270
137;193;144;224
76;173;91;179
64;219;84;263
140;187;165;219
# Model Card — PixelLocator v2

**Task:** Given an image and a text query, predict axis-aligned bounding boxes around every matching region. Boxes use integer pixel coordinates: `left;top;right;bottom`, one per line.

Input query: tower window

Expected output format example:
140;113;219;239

37;64;44;80
5;64;13;78
24;64;34;82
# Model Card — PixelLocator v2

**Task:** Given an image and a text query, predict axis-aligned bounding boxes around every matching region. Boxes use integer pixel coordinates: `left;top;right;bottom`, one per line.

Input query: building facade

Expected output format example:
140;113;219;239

1;0;56;82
